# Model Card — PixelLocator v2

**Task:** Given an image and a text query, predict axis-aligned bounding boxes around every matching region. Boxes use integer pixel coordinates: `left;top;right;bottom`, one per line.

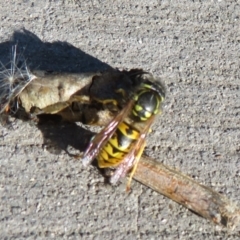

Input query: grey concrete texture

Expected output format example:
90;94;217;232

0;0;239;239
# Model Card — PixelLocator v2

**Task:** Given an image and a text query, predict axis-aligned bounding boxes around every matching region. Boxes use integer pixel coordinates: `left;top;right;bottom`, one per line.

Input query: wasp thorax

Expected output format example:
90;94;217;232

132;88;162;121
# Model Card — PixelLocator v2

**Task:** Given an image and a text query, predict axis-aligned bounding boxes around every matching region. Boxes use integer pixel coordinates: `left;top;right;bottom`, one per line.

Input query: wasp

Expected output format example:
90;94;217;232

82;72;165;190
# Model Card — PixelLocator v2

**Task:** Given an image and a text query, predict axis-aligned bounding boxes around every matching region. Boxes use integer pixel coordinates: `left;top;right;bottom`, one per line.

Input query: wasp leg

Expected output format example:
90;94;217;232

115;88;127;98
92;88;127;107
126;141;146;192
93;98;119;106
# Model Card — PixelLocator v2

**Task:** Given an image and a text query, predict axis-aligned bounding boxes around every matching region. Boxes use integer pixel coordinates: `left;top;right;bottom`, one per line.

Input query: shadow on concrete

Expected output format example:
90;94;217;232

0;28;110;155
0;28;111;73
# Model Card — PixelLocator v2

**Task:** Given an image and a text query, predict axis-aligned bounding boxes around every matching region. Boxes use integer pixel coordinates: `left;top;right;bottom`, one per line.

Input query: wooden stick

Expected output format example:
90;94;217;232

134;155;240;230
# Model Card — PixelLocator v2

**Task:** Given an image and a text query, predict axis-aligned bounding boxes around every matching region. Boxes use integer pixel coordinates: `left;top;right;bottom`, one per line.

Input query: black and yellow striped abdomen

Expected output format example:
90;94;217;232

97;120;140;167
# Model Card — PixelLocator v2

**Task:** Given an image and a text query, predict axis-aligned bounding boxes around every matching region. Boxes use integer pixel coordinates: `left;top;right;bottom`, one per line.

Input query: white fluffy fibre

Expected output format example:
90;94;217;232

0;45;35;114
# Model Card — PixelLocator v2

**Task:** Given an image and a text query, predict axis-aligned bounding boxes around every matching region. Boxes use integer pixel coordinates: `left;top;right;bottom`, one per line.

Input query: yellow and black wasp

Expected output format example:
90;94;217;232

82;72;165;190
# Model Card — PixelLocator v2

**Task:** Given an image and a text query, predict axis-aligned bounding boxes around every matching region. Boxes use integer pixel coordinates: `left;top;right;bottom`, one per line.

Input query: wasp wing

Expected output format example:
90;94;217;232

110;115;155;185
82;99;134;167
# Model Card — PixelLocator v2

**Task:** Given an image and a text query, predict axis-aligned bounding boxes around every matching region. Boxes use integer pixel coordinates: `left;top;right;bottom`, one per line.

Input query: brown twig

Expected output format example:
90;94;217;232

134;155;240;229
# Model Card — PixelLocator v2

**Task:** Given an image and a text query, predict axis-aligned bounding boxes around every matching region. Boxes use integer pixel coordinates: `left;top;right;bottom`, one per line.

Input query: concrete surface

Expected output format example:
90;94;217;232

0;0;239;239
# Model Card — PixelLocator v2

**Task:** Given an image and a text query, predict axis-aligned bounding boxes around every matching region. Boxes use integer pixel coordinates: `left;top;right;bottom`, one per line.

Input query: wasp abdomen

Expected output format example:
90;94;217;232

97;121;139;168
